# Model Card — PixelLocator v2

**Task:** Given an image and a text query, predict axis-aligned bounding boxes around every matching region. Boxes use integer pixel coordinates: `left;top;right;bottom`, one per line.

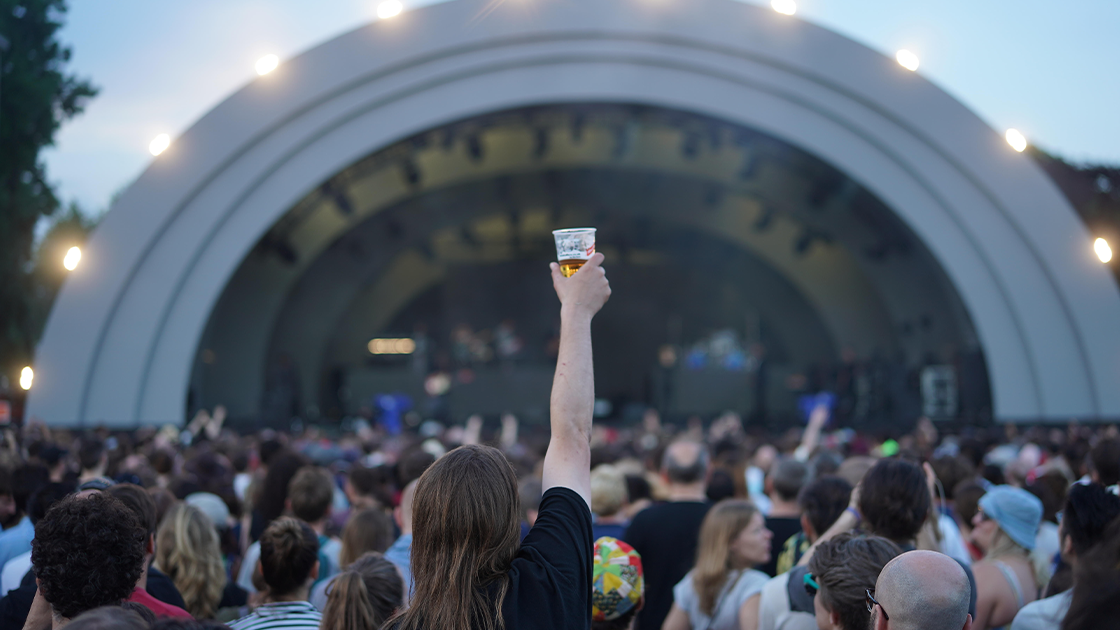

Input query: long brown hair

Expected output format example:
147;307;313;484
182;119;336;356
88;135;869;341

320;552;403;630
154;503;226;619
692;500;760;615
388;445;521;630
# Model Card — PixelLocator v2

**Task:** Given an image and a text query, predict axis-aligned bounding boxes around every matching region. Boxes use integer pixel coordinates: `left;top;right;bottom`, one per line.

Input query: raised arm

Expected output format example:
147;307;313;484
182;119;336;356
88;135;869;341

542;253;611;507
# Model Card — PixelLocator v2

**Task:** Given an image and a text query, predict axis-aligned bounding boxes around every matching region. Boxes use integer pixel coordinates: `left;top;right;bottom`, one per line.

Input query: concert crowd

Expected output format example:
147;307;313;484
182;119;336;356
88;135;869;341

0;256;1117;630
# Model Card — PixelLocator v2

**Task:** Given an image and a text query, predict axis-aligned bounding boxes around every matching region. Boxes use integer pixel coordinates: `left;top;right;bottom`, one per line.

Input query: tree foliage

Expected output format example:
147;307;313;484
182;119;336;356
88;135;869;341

0;0;96;386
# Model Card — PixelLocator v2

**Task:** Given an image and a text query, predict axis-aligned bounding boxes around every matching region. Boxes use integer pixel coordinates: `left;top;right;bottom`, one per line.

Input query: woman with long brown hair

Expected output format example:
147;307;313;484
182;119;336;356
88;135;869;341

319;552;403;630
309;507;395;610
386;253;612;630
662;500;772;630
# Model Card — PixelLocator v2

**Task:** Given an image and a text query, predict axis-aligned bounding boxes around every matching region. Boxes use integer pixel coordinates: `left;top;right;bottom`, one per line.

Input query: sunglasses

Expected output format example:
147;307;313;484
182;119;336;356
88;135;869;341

866;589;889;621
804;573;819;598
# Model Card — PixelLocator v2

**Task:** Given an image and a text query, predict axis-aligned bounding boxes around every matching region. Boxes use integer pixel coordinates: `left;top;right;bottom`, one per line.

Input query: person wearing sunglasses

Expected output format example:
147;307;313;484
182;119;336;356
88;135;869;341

803;533;901;630
870;550;974;630
969;486;1043;629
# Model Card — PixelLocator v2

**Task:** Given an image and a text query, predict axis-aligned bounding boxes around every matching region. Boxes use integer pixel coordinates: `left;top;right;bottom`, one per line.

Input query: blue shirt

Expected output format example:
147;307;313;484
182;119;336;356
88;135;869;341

0;518;34;570
384;533;412;598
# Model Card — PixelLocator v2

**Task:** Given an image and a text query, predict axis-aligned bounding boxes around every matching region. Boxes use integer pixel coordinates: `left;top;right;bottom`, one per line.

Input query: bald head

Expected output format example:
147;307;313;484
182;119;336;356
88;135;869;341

875;551;971;630
662;441;708;485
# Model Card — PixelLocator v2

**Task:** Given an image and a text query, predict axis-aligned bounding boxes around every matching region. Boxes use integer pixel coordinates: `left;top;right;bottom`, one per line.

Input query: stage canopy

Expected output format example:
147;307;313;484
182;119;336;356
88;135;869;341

28;0;1120;426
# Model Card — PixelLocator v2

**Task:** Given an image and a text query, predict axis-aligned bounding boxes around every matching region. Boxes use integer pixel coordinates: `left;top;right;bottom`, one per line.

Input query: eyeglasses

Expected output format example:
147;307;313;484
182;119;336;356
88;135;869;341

975;509;992;523
866;589;889;621
804;573;819;598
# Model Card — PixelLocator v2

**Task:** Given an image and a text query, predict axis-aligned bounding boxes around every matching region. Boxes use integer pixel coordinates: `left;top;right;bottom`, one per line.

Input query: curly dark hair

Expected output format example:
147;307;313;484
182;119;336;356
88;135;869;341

859;458;930;543
32;493;147;619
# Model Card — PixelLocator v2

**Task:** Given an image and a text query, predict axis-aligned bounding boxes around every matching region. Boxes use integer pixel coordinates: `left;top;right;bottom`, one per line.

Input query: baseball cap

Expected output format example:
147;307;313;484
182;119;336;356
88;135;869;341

185;492;231;530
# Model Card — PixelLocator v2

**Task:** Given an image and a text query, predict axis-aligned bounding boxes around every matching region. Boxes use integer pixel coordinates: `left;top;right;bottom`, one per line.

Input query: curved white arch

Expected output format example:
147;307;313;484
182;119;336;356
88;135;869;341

29;0;1120;425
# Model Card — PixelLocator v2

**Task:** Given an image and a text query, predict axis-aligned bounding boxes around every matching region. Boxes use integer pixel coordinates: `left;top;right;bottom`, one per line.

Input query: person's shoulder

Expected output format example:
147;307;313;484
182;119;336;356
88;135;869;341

636;500;709;519
535;487;592;524
541;486;587;506
970;558;998;578
740;569;771;589
1011;591;1072;628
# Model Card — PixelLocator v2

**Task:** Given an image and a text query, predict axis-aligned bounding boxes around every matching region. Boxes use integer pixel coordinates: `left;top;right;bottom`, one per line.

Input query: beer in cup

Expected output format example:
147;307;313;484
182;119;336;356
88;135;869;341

552;228;597;277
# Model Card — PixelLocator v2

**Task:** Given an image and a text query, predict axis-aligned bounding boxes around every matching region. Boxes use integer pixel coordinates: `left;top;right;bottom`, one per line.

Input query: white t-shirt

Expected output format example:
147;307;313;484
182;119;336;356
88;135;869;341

1010;590;1072;630
673;569;769;630
938;514;974;566
1031;522;1061;587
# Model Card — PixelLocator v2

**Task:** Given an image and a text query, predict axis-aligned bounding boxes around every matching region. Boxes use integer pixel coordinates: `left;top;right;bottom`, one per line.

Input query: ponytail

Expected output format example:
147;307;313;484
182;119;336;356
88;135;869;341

321;553;403;630
321;571;375;630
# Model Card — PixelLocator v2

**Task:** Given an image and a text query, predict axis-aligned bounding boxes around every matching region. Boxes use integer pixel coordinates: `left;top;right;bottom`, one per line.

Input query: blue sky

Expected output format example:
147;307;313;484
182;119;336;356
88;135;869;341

42;0;1120;215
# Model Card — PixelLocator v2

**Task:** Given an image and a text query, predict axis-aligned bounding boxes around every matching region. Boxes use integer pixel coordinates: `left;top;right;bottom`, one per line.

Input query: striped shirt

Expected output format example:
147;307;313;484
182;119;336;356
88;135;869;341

229;601;322;630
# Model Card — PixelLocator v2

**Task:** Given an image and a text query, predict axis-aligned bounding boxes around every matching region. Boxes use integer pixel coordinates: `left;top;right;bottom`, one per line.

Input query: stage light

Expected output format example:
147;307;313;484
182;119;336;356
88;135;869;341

63;246;81;271
377;1;403;19
368;338;416;355
771;0;797;16
1095;238;1112;263
1005;128;1027;152
19;367;33;391
149;134;171;156
896;50;919;71
255;54;279;76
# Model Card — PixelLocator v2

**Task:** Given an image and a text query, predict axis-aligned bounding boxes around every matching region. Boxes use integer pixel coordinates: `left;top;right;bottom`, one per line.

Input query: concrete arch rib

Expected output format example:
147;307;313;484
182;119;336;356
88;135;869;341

28;0;1120;426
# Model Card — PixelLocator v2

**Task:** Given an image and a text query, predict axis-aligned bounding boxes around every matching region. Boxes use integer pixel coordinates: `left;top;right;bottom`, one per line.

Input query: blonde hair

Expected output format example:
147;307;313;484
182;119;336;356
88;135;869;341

985;527;1029;561
692;500;760;615
154;503;226;619
985;528;1044;590
590;465;627;517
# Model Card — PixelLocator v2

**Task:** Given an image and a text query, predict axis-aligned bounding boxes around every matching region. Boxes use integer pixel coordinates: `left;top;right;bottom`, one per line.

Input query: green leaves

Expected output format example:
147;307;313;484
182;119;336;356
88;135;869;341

0;0;98;384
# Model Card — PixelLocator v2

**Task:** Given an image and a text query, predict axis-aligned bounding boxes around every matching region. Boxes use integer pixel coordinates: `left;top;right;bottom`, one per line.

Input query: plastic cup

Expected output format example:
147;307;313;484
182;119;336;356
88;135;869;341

552;228;596;277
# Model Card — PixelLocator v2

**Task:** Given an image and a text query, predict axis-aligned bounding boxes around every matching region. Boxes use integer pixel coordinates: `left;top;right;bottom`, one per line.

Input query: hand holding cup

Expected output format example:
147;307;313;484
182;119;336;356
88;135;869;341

550;252;611;319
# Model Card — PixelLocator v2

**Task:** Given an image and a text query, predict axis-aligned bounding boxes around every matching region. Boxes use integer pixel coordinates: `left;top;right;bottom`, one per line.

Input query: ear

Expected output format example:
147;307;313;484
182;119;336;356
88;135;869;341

1061;533;1075;560
829;608;843;630
876;605;892;630
310;560;320;582
800;514;815;541
393;506;403;529
147;533;155;555
962;613;973;630
285;498;292;514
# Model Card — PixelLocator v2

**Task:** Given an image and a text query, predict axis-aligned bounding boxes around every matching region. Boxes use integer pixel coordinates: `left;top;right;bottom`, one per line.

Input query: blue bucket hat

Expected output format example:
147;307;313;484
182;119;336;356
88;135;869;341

978;485;1043;550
